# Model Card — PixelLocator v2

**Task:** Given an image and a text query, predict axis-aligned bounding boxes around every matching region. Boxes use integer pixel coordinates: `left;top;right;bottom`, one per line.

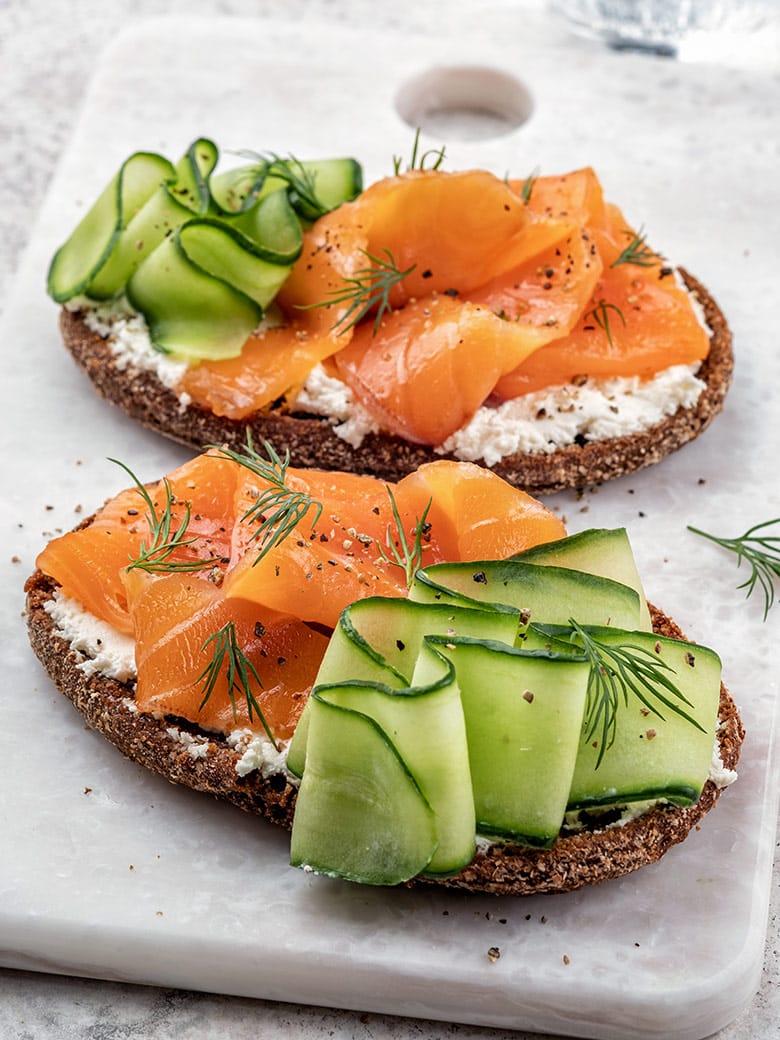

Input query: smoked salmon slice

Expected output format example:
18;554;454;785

36;452;239;633
36;485;150;635
330;219;604;445
393;461;567;562
224;456;569;627
124;569;329;740
37;450;568;739
168;166;709;445
331;297;540;446
224;465;409;628
342;169;577;302
494;206;709;398
512;167;607;227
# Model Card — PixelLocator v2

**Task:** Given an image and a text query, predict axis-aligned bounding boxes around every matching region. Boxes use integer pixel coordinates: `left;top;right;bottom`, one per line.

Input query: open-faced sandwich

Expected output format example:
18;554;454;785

49;139;733;494
25;445;743;893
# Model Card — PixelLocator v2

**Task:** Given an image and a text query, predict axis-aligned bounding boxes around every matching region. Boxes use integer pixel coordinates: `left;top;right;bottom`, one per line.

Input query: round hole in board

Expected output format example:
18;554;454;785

395;65;533;142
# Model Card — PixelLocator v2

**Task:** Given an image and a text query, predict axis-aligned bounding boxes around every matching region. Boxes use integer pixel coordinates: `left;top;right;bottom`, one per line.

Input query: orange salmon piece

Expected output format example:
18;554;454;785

332;284;591;445
511;167;608;227
162;451;241;564
494;212;708;398
224;466;407;628
224;460;567;625
36;485;151;634
349;169;577;304
36;453;240;634
174;168;619;429
394;461;567;562
324;171;607;445
466;226;603;338
125;569;329;741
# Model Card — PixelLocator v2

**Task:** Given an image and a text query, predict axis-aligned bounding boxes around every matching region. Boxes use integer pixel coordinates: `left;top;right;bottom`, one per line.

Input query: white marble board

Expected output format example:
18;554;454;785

1;8;779;1038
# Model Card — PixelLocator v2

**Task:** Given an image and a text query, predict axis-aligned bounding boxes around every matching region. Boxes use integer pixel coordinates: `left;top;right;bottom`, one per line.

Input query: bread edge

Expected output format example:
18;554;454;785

58;267;733;494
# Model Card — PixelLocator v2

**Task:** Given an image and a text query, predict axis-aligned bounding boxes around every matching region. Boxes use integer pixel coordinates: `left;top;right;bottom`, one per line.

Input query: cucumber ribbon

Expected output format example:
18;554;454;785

288;552;723;886
47;141;362;361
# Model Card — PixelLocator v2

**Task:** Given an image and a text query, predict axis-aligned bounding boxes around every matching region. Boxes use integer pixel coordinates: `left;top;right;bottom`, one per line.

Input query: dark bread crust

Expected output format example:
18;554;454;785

431;605;744;896
25;570;298;827
59;268;733;494
25;568;743;895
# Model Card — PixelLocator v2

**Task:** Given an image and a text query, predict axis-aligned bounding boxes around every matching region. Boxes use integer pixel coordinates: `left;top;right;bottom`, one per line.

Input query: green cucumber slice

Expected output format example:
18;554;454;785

564;627;722;809
47;151;175;303
289;692;438;885
286;603;406;781
85;138;219;300
334;596;521;683
289;157;363;218
228;187;303;264
410;560;642;633
126;228;262;360
211;156;362;218
286;596;520;778
310;643;475;877
512;528;652;631
432;637;590;846
209;163;274;215
177;219;293;308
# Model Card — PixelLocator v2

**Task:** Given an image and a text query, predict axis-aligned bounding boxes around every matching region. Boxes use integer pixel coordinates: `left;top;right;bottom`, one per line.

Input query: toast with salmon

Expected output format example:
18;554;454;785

25;449;743;895
59;267;732;494
49;145;733;494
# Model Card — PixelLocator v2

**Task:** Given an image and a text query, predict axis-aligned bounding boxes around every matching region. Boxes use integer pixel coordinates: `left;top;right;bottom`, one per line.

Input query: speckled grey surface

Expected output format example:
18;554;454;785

1;1;779;1038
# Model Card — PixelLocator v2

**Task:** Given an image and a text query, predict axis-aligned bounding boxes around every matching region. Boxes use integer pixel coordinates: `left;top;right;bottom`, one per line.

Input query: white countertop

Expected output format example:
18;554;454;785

1;2;778;1038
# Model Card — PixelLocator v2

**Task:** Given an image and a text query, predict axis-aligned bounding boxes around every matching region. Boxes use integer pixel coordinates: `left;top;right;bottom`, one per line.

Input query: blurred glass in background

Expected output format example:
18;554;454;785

548;0;776;59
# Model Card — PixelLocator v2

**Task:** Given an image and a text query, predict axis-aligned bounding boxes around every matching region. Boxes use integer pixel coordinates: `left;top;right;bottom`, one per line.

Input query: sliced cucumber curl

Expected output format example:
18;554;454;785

47;140;363;361
289;528;723;886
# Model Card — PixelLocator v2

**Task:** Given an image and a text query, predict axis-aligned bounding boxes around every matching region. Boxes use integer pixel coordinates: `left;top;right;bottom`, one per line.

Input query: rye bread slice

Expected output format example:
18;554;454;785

58;268;733;495
24;568;744;896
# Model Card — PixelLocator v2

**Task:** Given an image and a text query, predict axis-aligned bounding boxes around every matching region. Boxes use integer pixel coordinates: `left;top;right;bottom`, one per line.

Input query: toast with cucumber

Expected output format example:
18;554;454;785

50;139;733;494
25;449;743;894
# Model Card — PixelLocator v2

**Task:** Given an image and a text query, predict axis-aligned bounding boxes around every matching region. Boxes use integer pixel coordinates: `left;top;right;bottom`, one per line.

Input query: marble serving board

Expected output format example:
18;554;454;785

1;8;779;1038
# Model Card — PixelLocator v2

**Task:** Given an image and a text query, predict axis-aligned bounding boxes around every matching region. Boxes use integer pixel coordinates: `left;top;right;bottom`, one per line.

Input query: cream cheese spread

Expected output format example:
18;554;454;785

45;592;295;779
166;727;212;761
44;590;136;682
67;296;191;401
227;728;298;783
710;725;738;788
292;364;380;447
74;295;709;466
437;365;706;466
294;362;706;467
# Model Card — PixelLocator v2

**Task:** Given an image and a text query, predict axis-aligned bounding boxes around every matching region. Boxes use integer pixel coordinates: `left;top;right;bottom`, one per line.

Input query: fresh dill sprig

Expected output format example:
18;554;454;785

306;247;416;335
377;488;432;587
567;620;703;769
688;518;780;621
110;459;214;575
196;621;277;747
267;154;328;219
611;224;659;269
392;128;446;175
588;298;626;349
519;166;540;205
235;150;329;219
213;436;323;566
